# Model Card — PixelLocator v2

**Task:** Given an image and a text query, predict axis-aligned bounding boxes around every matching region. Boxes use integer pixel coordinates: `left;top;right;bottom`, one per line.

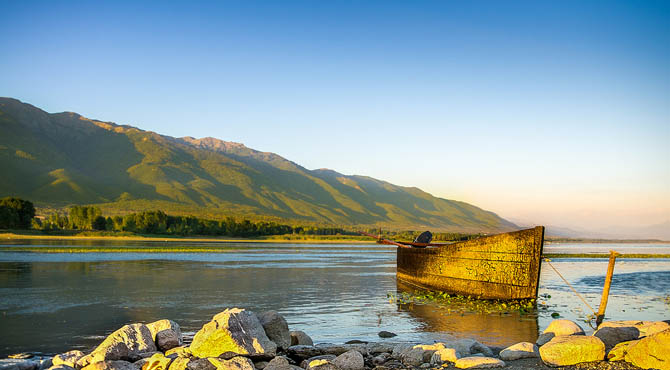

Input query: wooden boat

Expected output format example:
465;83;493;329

366;226;545;299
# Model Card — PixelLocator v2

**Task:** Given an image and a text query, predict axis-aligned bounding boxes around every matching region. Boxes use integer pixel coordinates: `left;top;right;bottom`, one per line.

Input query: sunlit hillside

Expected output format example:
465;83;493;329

0;97;516;232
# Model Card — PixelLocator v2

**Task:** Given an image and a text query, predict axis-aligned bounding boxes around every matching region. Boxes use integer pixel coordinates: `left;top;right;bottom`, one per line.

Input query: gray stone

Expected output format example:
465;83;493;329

365;343;395;355
498;342;538;361
0;359;39;370
47;366;74;370
597;320;670;338
185;359;214;370
390;344;413;360
206;358;254;370
78;324;157;365
377;332;396;339
535;333;555;347
443;340;492;358
539;335;605;367
290;331;313;346
287;346;323;360
593;326;639;351
38;360;53;370
624;328;670;370
454;357;504;369
81;361;138;370
314;344;367;356
332;350;364;370
259;311;291;351
371;354;390;366
399;347;425;367
429;349;458;364
542;319;585;337
305;360;336;370
190;308;277;358
264;357;292;370
147;320;182;352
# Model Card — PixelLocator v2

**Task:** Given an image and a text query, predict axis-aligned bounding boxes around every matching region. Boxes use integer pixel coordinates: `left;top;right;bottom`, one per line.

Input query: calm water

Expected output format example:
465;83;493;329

0;241;669;356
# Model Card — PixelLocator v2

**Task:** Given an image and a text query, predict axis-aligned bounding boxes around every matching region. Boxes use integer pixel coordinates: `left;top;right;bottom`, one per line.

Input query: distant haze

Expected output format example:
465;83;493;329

1;1;668;237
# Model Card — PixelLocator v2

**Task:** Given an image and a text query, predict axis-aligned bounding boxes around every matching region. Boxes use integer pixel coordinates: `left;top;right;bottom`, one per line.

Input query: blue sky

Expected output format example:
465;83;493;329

1;1;668;230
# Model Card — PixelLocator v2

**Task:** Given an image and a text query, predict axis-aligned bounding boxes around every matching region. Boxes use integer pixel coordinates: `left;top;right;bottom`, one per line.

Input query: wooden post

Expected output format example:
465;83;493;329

596;250;619;327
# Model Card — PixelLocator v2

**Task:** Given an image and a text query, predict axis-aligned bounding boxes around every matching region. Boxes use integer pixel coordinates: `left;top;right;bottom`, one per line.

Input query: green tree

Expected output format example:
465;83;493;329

0;197;36;229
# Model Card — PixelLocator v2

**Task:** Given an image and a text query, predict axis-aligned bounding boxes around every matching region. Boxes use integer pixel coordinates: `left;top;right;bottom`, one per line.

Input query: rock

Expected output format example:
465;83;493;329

167;359;190;370
147;320;183;352
305;360;336;370
8;355;33;361
185;360;214;370
399;347;425;367
606;340;638;362
535;333;555;347
254;363;268;370
263;357;292;370
598;320;670;338
539;335;605;367
287;346;323;360
190;308;277;358
344;340;366;345
542;319;585;337
371;354;390;366
141;353;173;370
454;357;504;369
164;347;191;359
207;358;254;370
365;343;395;355
300;356;335;369
377;332;396;339
624;328;670;370
391;344;413;360
53;352;86;368
38;360;53;370
47;366;74;370
314;344;367;356
81;324;157;365
133;359;150;370
429;349;458;364
593;326;639;351
443;340;492;358
498;342;538;361
81;361;138;370
332;350;364;370
0;359;40;370
259;311;291;351
290;331;314;346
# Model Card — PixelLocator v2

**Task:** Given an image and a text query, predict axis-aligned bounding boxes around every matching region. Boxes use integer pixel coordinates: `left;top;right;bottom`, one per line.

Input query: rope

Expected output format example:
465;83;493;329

543;257;597;316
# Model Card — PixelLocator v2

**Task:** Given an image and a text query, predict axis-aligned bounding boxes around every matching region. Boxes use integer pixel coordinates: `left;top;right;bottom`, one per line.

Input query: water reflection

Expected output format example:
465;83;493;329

395;281;539;347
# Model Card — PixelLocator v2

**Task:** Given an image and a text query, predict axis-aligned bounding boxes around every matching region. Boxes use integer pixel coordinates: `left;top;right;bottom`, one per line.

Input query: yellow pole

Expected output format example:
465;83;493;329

596;250;619;327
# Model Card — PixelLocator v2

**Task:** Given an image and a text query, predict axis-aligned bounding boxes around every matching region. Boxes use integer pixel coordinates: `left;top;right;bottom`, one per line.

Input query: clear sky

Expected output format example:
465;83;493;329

1;0;668;231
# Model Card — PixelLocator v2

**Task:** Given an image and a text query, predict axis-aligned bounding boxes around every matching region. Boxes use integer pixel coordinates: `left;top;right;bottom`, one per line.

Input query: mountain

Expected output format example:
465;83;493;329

0;97;516;232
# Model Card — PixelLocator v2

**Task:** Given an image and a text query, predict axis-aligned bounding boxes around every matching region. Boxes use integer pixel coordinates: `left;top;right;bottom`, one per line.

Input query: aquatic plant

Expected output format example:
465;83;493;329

386;289;537;315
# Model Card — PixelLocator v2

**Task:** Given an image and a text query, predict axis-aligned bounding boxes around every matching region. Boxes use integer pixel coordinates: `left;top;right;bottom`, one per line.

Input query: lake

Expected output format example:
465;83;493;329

1;240;669;357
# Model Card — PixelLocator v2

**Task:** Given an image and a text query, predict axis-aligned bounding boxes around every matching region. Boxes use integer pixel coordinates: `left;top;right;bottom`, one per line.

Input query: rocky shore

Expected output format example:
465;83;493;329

1;309;668;370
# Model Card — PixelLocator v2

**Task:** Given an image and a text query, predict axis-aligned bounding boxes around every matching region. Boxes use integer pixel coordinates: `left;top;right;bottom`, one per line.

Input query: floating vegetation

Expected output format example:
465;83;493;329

386;289;537;315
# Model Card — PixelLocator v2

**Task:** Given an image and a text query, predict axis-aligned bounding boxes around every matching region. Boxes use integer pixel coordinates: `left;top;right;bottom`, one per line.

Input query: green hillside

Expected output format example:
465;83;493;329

0;97;516;232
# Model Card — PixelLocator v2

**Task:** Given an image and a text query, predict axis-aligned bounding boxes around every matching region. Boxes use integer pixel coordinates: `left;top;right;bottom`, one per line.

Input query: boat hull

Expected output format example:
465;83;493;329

397;226;544;299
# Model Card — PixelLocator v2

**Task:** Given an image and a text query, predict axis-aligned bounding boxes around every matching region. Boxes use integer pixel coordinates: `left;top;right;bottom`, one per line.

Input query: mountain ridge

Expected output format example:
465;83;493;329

0;97;517;232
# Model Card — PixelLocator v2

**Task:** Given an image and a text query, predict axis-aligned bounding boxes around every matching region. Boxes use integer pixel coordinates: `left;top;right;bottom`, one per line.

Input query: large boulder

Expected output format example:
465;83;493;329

0;359;39;370
543;319;585;337
454;357;505;369
141;354;173;370
498;342;538;361
607;340;638;362
430;349;458;364
539;335;605;367
263;357;291;370
81;361;138;370
258;311;291;351
332;350;364;370
593;326;639;351
147;320;183;352
290;331;313;346
189;309;277;358
624;328;670;370
207;358;254;370
53;352;86;368
79;324;157;366
598;320;670;338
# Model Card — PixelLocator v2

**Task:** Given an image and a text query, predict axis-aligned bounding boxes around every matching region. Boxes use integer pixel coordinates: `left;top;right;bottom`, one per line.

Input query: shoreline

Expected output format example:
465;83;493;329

0;233;376;244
